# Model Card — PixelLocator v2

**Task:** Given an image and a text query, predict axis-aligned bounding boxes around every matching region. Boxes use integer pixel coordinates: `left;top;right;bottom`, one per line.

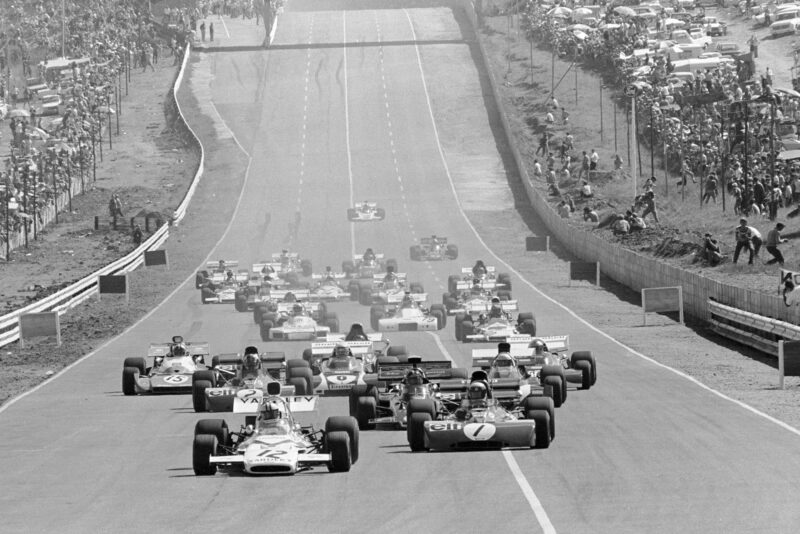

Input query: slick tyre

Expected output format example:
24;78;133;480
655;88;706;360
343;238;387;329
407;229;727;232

407;398;436;419
386;345;407;357
194;419;229;447
528;410;551;449
573;360;592;390
192;379;212;412
193;370;216;387
122;367;139;396
260;320;274;341
407;412;431;452
326;416;360;464
522;396;555;440
571;350;597;386
326;431;352;472
348;385;379;417
355;396;377;430
287;366;313;394
193;434;218;476
543;375;564;408
123;357;146;375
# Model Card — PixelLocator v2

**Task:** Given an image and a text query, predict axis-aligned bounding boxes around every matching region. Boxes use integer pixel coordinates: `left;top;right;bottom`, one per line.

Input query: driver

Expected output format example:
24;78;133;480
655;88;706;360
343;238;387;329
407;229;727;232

383;265;398;284
401;367;428;402
491;348;516;379
472;260;488;278
280;249;291;267
291;303;304;316
324;266;336;282
216;260;226;273
455;380;489;420
171;342;188;357
345;322;369;341
529;338;549;366
363;247;376;263
360;200;371;212
401;291;416;308
242;347;261;375
470;279;484;295
329;342;352;368
257;400;291;435
226;269;235;282
485;297;504;320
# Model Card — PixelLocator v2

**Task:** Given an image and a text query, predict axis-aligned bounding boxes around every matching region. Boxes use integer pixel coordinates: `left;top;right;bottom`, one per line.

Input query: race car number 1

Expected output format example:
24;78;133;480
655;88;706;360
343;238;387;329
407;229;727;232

464;423;496;441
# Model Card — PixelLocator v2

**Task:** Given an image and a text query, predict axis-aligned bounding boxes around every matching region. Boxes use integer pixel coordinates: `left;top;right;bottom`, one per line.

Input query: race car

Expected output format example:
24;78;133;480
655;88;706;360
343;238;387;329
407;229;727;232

356;273;425;306
470;337;579;407
370;292;447;332
301;338;400;395
192;384;359;475
446;264;512;294
251;289;313;323
456;298;537;342
195;260;242;288
349;357;469;430
406;371;554;451
253;251;313;285
260;301;339;341
443;277;512;315
196;261;250;303
122;336;211;395
308;270;350;301
343;252;399;300
191;348;314;412
410;235;458;261
347;201;386;221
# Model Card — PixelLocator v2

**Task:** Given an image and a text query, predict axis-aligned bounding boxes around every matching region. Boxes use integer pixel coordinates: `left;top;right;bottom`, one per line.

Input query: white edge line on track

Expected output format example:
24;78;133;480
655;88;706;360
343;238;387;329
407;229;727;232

343;13;356;259
404;11;556;534
0;60;254;415
400;10;800;441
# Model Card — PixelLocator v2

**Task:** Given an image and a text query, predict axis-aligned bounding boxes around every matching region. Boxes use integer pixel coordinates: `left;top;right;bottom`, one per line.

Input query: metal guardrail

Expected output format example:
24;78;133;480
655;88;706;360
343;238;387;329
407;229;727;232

708;300;800;357
0;224;169;347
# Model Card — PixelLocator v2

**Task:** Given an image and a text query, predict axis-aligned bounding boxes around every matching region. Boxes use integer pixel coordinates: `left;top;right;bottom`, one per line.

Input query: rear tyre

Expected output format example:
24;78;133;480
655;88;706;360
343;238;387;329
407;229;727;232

407;398;436;419
370;305;385;331
194;419;229;447
193;434;218;476
287;366;313;394
193;370;216;387
348;384;379;416
355;396;377;430
573;360;592;390
301;259;313;277
410;282;424;294
359;289;372;306
326;431;352;472
430;304;447;328
447;275;461;294
123;357;146;375
375;208;386;220
528;411;551;449
571;351;597;386
253;303;268;324
520;319;537;336
543;376;564;408
407;412;431;452
192;379;212;412
386;345;407;357
122;367;139;396
522;396;555;440
431;310;445;330
325;416;360;464
446;244;458;259
375;356;399;366
288;377;309;395
260;320;274;341
461;320;474;341
234;293;248;312
497;273;512;291
542;365;567;403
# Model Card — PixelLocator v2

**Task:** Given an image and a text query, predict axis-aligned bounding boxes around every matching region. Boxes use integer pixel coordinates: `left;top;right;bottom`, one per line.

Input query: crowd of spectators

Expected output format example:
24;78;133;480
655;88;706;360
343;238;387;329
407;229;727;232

0;0;191;254
520;0;800;265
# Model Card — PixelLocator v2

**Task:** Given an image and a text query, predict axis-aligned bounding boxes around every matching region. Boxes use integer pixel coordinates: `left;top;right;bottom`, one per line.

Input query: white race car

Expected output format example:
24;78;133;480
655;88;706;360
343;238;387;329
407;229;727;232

302;338;392;395
371;292;446;332
347;201;386;221
456;299;537;342
193;385;359;475
309;272;350;301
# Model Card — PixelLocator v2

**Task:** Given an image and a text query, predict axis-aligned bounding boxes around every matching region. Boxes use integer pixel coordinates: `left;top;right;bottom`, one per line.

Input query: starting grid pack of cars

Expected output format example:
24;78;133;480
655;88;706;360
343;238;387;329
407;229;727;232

125;205;598;476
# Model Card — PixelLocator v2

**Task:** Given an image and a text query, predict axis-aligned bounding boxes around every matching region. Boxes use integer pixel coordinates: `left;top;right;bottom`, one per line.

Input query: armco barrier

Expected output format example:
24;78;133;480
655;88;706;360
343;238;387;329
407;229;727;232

709;300;800;356
0;40;202;349
461;2;800;342
0;224;168;347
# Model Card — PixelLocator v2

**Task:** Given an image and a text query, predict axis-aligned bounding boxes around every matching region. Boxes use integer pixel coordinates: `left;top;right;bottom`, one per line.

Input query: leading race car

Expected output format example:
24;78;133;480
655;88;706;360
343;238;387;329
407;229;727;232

260;300;340;341
457;297;537;342
406;371;554;451
192;384;359;475
410;235;458;261
191;347;314;412
446;263;512;294
122;336;211;395
348;357;469;430
370;292;447;332
347;201;386;221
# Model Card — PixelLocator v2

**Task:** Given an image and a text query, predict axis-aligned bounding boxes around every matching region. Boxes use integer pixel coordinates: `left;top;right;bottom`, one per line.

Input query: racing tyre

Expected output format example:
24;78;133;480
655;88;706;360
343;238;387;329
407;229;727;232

375;208;386;220
430;304;447;328
444;296;458;312
288;365;313;395
348;384;379;416
519;319;537;337
395;354;410;364
449;368;469;380
497;273;512;291
194;271;208;289
496;290;512;301
349;281;360;301
407;398;436;419
264;312;279;324
541;365;567;403
408;412;431;452
543;376;564;408
260;320;274;341
234;292;248;312
441;292;452;305
302;348;314;362
522;396;555;440
192;380;212;412
447;275;460;294
375;356;399;366
359;288;372;306
342;260;355;276
326;416;360;464
370;305;385;331
195;419;229;447
460;320;474;341
355;396;377;430
301;259;313;277
410;245;422;261
386;345;407;357
573;360;592;390
122;367;139;396
326;317;340;333
571;351;597;386
211;355;220;369
410;282;424;294
123;357;146;375
527;411;551;449
386;258;398;272
431;310;445;330
326;431;352;472
287;359;310;369
454;313;467;341
193;370;216;387
517;312;534;322
288;377;309;395
446;244;458;260
193;434;218;476
200;287;215;304
253;303;268;324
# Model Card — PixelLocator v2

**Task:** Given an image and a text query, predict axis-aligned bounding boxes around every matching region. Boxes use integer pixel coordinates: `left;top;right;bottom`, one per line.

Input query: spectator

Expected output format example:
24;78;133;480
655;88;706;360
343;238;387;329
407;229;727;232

109;194;124;218
578;151;589;180
210;22;215;42
765;223;788;265
583;206;599;223
561;107;569;125
589;149;599;172
533;160;542;179
733;218;755;265
557;199;571;218
580;179;592;198
747;224;763;258
703;174;718;204
640;191;659;223
200;21;206;41
613;216;630;235
702;233;722;266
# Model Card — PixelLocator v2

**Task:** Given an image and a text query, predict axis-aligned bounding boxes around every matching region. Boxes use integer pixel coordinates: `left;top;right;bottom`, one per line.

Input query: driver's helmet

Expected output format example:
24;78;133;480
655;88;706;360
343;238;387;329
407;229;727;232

243;350;261;373
402;292;414;306
467;381;488;402
217;260;225;271
345;322;367;341
404;367;426;386
529;338;548;355
332;342;351;359
489;297;502;315
493;352;514;378
226;270;234;281
260;400;283;421
471;279;482;293
283;292;296;302
172;343;187;357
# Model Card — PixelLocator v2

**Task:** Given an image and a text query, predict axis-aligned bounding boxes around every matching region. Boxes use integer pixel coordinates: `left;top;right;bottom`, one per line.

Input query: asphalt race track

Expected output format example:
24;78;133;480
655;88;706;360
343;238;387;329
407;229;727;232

2;2;800;533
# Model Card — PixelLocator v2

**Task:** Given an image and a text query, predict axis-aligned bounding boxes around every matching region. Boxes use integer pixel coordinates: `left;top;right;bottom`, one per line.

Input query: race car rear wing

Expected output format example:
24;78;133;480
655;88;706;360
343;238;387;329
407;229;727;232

353;253;385;262
420;237;448;245
385;292;427;304
205;260;239;271
252;262;281;274
372;273;407;281
147;342;210;358
271;252;300;261
309;340;375;357
471;335;570;367
376;360;453;382
459;266;496;275
269;289;311;301
312;272;347;280
455;280;498;291
325;333;385;344
455;299;518;314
